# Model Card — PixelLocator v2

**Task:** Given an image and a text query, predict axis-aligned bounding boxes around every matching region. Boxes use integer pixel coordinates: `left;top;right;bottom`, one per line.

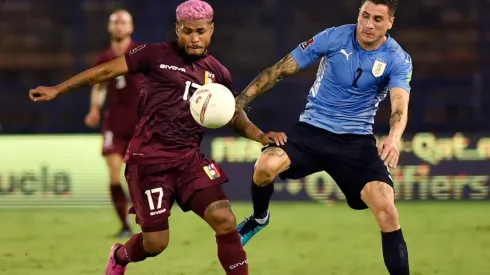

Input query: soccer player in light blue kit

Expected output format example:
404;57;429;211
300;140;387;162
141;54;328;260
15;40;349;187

235;0;411;274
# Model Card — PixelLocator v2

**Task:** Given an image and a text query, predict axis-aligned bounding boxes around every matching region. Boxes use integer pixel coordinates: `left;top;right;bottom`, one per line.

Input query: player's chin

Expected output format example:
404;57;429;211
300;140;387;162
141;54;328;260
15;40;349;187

185;48;205;56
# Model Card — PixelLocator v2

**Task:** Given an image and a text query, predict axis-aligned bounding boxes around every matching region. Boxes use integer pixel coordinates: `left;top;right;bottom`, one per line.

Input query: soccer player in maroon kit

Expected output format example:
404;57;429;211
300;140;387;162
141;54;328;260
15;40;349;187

84;9;141;238
28;1;286;274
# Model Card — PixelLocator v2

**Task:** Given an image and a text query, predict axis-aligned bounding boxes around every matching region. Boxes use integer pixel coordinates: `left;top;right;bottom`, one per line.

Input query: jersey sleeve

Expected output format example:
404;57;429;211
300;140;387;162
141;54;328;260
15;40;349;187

388;54;413;93
124;44;157;74
218;66;238;97
290;28;333;70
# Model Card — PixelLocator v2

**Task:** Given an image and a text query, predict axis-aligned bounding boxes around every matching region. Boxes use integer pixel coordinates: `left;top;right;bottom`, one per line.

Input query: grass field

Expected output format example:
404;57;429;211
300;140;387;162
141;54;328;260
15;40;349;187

1;202;489;275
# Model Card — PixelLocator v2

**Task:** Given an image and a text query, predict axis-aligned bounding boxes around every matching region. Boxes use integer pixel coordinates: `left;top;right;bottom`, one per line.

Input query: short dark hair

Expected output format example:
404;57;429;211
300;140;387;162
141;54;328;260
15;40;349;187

361;0;398;16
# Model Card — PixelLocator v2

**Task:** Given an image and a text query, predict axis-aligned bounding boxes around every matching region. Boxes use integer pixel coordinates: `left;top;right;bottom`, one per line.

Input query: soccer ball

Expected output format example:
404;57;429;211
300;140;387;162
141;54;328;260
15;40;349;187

189;83;236;129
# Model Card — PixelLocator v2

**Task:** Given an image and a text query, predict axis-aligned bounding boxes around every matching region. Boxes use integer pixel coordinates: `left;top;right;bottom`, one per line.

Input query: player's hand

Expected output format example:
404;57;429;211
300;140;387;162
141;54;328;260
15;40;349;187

29;86;60;102
84;109;101;128
260;131;287;146
378;136;400;169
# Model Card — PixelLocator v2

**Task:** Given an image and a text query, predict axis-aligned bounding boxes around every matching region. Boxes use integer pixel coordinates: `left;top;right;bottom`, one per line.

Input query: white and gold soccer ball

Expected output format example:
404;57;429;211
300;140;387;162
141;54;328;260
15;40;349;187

189;83;236;129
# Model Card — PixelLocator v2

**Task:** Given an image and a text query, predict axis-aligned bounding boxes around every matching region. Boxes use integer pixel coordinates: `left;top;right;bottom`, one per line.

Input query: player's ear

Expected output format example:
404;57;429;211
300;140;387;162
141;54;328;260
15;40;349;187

388;16;394;30
175;23;179;36
209;23;214;35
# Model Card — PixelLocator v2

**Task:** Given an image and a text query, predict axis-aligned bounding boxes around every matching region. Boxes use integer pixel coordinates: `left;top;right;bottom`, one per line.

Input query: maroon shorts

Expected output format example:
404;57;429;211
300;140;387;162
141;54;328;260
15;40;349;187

101;130;131;157
125;155;229;232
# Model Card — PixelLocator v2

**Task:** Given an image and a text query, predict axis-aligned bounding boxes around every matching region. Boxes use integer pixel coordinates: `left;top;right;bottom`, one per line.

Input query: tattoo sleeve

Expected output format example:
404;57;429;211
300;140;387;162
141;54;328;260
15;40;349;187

230;109;265;143
235;53;301;109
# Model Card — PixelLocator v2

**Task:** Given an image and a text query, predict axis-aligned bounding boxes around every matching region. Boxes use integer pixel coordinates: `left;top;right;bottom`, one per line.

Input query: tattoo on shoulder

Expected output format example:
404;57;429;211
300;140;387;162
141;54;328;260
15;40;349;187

264;146;285;157
206;200;231;214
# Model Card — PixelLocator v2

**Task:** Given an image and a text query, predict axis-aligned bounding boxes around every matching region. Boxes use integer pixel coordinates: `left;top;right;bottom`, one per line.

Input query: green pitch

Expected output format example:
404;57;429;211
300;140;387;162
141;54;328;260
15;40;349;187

1;202;489;275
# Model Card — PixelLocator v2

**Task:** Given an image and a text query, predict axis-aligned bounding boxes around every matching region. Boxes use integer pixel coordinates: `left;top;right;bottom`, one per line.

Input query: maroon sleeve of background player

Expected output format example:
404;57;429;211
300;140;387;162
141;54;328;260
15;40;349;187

124;44;161;74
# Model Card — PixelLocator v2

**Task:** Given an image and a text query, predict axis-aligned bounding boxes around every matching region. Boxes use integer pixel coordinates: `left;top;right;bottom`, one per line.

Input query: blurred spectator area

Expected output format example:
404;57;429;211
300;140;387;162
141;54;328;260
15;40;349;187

0;0;489;133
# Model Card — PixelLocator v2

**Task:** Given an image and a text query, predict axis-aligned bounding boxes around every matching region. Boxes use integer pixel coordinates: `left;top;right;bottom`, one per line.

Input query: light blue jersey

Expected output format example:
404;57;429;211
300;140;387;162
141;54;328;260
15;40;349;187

290;24;413;135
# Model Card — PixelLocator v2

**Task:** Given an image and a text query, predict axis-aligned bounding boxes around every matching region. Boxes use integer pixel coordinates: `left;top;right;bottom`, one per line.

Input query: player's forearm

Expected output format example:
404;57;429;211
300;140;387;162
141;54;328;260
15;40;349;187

388;109;408;141
56;66;113;94
230;110;265;142
89;84;107;111
56;57;127;94
236;54;300;109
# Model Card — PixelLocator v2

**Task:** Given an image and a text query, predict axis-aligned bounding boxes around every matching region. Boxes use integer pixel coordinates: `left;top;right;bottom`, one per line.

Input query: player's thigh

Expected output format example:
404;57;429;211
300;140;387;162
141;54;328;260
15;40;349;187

265;123;326;182
188;184;236;234
325;136;393;210
125;163;176;233
175;157;236;232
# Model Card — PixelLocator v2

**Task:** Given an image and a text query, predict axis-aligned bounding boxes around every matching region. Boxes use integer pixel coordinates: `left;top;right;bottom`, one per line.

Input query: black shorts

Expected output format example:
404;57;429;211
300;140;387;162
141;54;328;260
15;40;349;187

268;122;393;210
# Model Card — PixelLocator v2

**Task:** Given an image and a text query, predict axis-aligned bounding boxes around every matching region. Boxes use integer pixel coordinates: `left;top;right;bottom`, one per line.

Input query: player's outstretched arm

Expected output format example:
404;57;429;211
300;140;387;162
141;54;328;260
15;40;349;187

230;109;287;146
235;54;300;109
29;56;128;102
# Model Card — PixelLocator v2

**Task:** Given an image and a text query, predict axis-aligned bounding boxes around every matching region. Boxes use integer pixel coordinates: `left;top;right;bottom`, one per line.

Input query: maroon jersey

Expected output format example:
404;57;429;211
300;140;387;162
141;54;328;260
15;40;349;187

96;41;143;138
123;42;235;165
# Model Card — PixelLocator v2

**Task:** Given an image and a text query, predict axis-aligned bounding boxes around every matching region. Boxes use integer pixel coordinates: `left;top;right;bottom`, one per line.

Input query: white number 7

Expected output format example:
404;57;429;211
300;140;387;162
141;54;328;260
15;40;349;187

183;81;202;101
144;187;164;210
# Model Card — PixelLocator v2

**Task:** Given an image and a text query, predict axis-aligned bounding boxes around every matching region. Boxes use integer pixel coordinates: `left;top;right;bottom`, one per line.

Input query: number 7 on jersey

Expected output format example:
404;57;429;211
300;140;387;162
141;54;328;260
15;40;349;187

183;81;202;101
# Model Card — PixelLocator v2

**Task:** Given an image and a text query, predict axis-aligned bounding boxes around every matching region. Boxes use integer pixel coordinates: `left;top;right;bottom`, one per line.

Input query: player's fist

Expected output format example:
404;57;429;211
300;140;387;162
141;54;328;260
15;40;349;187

260;131;287;146
85;109;101;128
29;86;60;102
378;136;400;169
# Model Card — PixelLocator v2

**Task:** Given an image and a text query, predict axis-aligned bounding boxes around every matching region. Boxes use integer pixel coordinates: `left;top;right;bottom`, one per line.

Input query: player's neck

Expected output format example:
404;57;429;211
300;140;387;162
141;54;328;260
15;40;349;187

357;35;387;51
111;38;132;56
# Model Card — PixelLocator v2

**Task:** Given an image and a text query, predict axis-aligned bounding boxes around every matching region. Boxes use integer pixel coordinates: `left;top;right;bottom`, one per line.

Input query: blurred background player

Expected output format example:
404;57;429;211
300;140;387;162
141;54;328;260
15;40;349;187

235;0;411;274
84;9;143;238
29;0;285;274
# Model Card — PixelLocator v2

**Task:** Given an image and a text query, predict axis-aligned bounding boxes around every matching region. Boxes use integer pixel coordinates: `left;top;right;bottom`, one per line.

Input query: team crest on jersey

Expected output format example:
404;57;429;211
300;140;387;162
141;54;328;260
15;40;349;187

204;71;216;84
372;59;387;77
203;163;221;180
300;38;315;50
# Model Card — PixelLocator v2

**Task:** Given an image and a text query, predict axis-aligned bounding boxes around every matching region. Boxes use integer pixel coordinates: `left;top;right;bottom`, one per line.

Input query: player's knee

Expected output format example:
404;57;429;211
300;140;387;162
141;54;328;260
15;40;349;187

361;181;400;232
253;161;279;186
372;201;399;232
210;211;237;234
204;201;237;234
142;231;169;255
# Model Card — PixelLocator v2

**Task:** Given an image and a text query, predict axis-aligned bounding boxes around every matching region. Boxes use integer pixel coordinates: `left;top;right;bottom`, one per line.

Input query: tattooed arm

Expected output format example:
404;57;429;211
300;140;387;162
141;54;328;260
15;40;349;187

388;88;410;141
230;109;265;142
235;54;301;109
58;56;128;94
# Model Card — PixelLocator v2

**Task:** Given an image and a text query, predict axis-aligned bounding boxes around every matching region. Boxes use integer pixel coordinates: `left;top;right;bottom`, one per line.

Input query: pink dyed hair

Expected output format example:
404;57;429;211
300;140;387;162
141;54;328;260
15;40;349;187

176;0;214;22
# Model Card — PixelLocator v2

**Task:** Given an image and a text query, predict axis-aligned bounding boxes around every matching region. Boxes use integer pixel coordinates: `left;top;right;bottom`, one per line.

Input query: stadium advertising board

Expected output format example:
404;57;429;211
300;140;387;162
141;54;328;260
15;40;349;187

0;133;489;207
206;133;490;202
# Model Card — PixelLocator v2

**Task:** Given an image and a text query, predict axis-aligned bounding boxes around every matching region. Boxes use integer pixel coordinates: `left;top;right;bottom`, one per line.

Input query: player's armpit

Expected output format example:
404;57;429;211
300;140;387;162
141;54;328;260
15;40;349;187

388;87;410;141
236;53;300;109
57;56;129;94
